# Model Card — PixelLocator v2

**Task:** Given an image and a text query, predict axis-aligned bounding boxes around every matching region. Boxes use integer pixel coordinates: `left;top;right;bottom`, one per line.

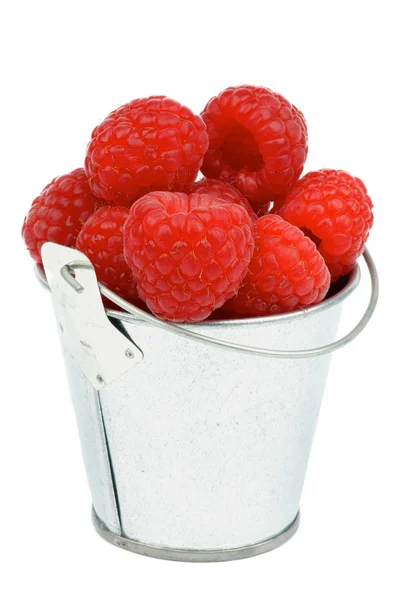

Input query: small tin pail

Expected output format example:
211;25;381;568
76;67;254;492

38;242;378;562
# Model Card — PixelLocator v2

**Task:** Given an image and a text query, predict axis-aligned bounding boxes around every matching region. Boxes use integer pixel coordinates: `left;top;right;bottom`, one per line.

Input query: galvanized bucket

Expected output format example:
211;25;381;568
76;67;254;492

38;242;378;562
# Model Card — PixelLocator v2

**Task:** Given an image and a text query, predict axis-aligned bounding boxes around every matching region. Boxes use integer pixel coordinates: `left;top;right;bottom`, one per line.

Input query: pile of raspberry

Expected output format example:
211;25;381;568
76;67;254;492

22;87;374;323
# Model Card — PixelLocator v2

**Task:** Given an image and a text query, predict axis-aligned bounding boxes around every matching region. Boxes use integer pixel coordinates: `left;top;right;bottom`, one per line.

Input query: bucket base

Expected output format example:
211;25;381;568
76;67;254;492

92;508;300;562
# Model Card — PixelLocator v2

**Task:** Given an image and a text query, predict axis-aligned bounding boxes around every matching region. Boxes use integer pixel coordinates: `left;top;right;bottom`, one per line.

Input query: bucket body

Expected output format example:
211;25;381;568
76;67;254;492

56;287;356;556
39;243;367;560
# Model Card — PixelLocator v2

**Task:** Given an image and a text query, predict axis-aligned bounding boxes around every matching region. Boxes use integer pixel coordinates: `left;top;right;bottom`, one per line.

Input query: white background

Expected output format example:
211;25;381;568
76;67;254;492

1;1;396;598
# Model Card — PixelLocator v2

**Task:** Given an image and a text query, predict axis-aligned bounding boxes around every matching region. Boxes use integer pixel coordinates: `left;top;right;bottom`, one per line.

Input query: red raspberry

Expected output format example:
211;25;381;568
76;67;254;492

277;169;374;279
123;191;254;323
76;206;139;303
200;85;308;205
22;168;105;263
225;215;330;317
254;203;273;218
186;178;257;223
85;96;209;207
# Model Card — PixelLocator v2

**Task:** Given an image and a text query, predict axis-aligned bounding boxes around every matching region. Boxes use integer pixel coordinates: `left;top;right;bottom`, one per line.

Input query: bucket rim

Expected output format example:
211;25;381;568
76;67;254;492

35;261;361;329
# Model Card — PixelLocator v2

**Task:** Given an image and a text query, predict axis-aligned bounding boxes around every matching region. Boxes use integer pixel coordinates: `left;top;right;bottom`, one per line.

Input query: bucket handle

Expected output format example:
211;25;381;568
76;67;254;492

60;248;378;360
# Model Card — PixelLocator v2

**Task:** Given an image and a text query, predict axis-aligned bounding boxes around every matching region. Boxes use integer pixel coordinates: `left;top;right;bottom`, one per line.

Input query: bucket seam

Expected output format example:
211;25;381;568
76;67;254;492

96;389;124;537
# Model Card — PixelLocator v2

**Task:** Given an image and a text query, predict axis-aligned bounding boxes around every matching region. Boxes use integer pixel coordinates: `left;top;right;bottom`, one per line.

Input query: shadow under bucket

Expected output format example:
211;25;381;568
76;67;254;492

38;242;378;561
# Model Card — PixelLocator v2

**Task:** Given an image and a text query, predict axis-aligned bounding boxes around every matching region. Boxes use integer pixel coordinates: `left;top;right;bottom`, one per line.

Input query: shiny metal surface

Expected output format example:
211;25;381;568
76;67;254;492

39;243;377;559
41;243;143;389
92;508;300;562
61;346;121;535
99;301;340;548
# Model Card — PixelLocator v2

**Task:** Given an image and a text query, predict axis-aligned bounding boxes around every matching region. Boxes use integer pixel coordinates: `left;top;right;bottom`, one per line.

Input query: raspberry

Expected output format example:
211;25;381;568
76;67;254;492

22;168;105;263
123;191;254;322
200;85;308;205
76;206;139;303
254;203;272;218
85;96;209;207
225;215;330;317
277;169;374;279
186;178;257;223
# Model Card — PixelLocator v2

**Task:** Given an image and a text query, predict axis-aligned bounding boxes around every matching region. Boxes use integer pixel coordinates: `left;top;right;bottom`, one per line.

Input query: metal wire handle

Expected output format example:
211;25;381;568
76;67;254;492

60;248;378;359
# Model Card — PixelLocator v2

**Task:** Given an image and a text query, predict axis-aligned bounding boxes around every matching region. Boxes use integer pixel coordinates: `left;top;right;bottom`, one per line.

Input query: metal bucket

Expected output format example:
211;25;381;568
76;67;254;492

38;242;378;562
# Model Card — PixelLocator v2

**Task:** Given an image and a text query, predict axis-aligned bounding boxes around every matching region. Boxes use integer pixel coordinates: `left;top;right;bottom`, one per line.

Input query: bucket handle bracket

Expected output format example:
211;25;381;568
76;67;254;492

41;243;144;389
